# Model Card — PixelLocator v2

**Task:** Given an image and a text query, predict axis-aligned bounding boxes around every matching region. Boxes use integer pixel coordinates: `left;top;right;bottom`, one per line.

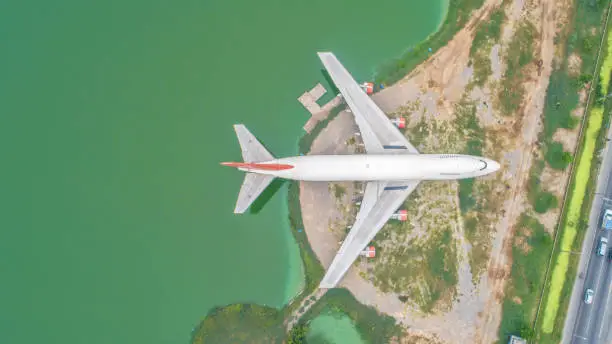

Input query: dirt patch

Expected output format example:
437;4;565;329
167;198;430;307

394;331;445;344
490;44;503;81
540;165;570;198
553;127;581;153
568;53;583;77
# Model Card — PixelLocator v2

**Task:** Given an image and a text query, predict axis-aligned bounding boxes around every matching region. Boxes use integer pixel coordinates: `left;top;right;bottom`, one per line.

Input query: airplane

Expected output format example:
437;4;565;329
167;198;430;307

221;52;501;289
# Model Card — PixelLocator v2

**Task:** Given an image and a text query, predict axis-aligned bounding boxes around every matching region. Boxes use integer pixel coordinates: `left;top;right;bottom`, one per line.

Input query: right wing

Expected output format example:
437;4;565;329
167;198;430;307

317;52;419;154
319;180;420;288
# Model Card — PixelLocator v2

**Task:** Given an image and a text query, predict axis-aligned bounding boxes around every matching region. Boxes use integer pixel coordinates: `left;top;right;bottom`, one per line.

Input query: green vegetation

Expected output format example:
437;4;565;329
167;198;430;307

371;225;458;313
545;142;573;170
331;184;346;199
499;21;537;116
455;101;485;213
287;324;308;344
375;0;487;85
534;192;559;214
297;289;404;343
537;2;612;340
470;8;505;57
469;8;505;86
451;100;496;281
191;304;285;344
408;115;430;149
526;159;559;214
543;72;581;138
498;215;553;343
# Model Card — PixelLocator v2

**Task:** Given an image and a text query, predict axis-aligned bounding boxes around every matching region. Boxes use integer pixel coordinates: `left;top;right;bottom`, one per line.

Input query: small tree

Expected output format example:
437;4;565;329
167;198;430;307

287;324;309;344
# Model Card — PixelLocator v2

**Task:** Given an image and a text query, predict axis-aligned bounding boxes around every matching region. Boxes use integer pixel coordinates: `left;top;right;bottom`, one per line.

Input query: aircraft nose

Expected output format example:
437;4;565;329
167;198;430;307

488;159;501;172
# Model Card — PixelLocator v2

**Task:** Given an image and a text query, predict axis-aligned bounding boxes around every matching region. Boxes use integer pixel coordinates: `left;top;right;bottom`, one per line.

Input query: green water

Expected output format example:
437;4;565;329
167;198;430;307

0;1;445;343
307;312;365;344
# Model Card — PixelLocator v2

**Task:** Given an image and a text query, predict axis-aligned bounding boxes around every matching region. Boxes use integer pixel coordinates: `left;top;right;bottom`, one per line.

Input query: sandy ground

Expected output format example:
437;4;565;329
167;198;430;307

299;0;575;342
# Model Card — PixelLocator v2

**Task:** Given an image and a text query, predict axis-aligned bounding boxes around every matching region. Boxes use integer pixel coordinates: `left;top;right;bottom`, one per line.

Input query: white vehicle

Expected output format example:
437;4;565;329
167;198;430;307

222;52;500;289
602;209;612;230
597;237;608;256
584;288;594;304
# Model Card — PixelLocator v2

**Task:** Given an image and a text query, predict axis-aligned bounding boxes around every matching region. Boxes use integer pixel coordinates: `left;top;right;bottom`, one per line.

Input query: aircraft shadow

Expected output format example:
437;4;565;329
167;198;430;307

249;178;286;214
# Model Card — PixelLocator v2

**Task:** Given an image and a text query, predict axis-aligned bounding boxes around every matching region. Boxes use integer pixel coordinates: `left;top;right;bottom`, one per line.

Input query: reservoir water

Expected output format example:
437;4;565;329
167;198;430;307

0;1;446;343
308;311;366;344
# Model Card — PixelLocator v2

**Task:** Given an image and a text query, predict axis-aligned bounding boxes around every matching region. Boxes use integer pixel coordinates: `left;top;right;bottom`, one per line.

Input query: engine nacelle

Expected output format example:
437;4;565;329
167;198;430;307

360;82;374;95
391;117;406;129
360;246;376;257
391;210;408;221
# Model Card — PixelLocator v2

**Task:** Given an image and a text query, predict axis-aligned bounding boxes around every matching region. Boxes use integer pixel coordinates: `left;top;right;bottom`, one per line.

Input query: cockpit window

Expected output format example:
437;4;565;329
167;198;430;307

479;160;488;170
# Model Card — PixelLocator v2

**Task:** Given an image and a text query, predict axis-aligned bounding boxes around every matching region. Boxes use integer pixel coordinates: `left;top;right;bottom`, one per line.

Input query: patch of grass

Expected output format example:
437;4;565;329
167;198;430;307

375;0;486;86
455;101;485;214
498;215;553;343
459;178;477;212
470;8;505;57
408;115;430;149
371;226;458;313
450;99;496;281
545;141;573;170
534;191;559;214
288;323;308;344
601;23;612;96
498;21;538;116
191;304;285;344
542;71;581;139
469;8;505;86
332;184;346;199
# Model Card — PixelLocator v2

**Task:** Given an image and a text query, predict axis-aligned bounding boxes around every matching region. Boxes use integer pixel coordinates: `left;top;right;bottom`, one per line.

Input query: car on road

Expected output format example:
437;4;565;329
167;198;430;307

597;237;609;256
585;288;595;304
602;209;612;230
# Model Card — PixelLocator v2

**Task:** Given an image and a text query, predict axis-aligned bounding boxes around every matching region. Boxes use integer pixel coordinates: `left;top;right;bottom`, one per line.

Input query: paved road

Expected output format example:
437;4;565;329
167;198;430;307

566;126;612;344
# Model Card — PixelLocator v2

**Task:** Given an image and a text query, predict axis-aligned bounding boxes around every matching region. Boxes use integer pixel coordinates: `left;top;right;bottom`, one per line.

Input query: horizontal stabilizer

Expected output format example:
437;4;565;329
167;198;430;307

234;124;274;162
234;173;275;214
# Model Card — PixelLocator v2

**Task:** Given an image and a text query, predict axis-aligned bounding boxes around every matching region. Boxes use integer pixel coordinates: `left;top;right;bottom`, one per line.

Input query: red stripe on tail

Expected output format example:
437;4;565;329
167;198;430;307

221;162;294;171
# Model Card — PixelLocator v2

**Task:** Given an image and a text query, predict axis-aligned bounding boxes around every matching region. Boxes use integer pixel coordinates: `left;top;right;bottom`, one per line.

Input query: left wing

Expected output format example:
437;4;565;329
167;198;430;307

319;180;420;288
318;52;419;154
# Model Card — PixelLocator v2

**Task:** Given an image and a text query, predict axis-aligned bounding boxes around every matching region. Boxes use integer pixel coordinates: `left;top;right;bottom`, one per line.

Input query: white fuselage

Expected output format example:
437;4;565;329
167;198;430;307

238;154;500;181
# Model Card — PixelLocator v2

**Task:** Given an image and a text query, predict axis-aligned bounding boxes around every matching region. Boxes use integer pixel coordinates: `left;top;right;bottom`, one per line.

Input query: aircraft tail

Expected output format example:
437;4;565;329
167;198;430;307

226;124;275;214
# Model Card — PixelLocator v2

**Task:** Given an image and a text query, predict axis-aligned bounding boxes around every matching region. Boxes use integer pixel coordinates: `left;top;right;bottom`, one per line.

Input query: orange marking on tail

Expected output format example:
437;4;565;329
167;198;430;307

220;162;294;171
